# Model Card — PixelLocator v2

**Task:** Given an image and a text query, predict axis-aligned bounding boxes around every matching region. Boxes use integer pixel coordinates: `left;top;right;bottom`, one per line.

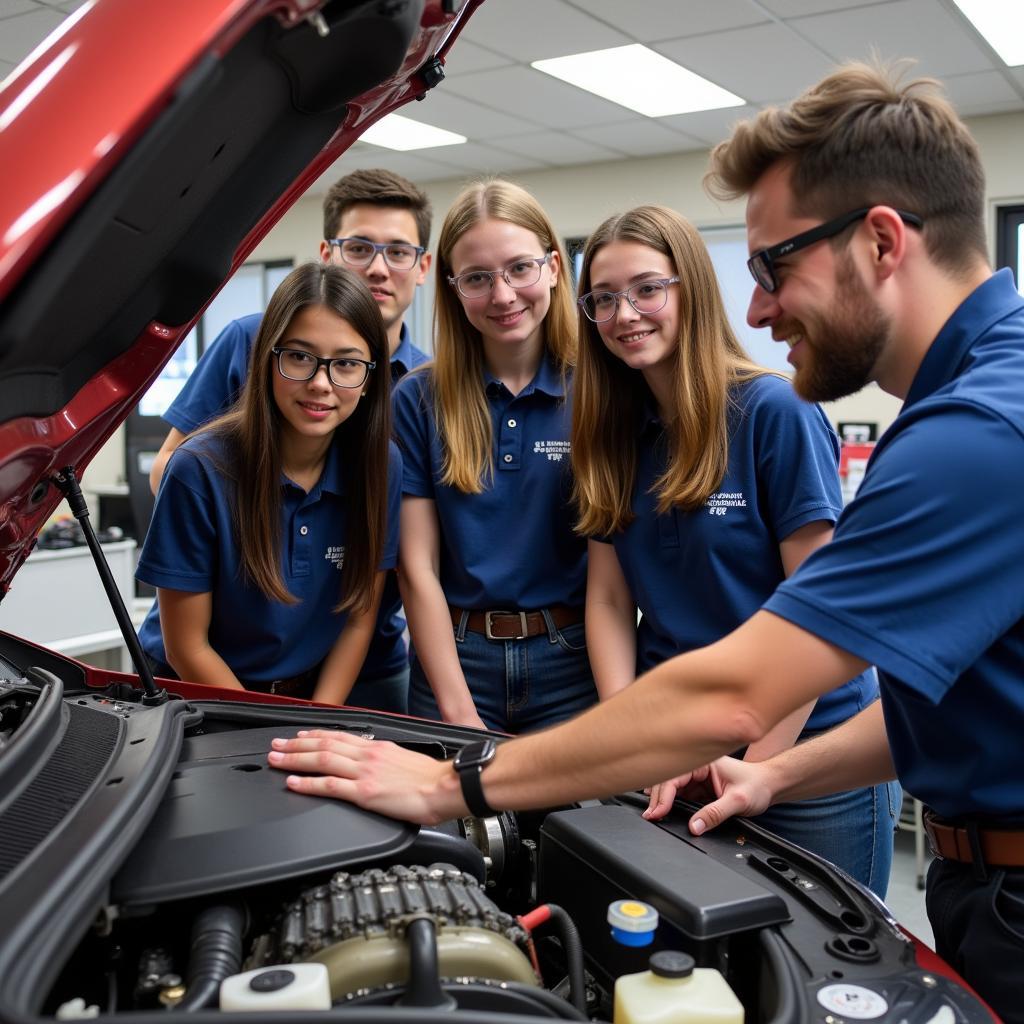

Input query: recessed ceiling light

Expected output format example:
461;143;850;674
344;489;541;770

951;1;1024;66
359;113;467;151
532;44;744;117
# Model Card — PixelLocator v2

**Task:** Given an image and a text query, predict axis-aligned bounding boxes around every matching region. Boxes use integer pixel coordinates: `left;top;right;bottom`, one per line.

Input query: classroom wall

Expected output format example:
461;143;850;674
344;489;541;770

82;108;1024;498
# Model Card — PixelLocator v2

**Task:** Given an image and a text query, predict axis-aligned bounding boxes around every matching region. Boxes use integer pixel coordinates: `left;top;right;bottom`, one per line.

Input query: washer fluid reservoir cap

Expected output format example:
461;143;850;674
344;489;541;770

608;899;659;946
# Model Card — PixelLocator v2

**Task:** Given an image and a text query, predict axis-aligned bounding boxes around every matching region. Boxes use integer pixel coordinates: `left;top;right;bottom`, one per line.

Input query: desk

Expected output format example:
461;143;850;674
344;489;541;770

0;540;138;672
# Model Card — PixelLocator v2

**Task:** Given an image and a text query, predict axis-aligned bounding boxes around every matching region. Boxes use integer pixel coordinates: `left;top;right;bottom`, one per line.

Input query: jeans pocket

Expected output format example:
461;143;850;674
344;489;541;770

555;622;587;653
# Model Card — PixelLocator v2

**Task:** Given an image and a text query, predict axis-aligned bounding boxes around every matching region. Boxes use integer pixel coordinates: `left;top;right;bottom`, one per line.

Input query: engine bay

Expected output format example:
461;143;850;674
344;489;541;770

0;640;995;1023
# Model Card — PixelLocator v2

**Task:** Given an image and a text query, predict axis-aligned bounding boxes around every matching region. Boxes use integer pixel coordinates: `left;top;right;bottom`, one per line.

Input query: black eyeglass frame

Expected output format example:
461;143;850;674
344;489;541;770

271;346;376;389
747;207;924;294
447;253;554;298
577;276;682;323
325;236;426;270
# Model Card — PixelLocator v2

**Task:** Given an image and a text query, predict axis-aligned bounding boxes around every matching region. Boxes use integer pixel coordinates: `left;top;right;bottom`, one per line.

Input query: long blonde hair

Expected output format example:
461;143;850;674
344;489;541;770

572;205;771;537
433;179;576;493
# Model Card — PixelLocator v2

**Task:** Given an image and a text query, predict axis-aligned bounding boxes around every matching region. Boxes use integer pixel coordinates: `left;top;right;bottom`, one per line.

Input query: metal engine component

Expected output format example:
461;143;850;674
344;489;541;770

263;863;538;1001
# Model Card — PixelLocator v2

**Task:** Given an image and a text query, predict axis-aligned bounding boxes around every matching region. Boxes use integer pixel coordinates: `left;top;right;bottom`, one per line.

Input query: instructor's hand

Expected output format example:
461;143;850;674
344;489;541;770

643;756;775;836
268;729;460;826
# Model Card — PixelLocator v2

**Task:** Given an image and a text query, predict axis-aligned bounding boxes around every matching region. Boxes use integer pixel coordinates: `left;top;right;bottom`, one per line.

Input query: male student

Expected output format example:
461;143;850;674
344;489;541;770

153;168;432;713
268;64;1024;1020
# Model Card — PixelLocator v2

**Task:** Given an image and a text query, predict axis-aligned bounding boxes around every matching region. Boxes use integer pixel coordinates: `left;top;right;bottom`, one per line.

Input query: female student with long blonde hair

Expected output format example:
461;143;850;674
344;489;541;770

393;179;595;733
573;205;898;895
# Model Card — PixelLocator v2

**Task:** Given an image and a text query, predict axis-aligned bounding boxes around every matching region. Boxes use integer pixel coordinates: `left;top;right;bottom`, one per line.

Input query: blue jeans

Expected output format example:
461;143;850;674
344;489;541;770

347;663;409;715
409;609;598;734
754;780;901;898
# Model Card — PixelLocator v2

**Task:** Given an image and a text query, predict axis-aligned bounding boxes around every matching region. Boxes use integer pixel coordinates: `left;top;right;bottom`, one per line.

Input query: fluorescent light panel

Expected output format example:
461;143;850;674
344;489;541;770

360;113;466;151
532;44;744;117
951;0;1024;66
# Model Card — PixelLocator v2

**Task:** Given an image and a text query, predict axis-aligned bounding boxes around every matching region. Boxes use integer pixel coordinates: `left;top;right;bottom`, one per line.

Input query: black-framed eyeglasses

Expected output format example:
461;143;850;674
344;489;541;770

272;347;375;389
326;236;425;271
448;253;553;299
578;276;681;323
747;207;924;294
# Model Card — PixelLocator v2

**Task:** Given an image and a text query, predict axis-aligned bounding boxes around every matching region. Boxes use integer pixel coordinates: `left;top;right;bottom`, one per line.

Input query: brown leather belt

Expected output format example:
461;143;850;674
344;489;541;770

924;810;1024;868
450;605;584;640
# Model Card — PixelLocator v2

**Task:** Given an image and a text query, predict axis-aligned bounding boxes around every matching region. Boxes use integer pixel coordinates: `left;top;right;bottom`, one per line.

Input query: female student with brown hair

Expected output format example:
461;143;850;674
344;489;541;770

393;179;596;733
136;262;401;703
573;205;898;895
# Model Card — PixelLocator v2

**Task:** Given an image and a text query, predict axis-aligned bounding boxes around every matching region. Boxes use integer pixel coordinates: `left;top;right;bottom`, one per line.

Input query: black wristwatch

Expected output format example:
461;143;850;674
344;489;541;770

452;739;498;818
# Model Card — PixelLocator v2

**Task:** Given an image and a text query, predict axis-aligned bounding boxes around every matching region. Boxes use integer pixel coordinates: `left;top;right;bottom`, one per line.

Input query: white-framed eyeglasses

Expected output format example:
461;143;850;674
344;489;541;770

578;276;680;323
448;253;553;299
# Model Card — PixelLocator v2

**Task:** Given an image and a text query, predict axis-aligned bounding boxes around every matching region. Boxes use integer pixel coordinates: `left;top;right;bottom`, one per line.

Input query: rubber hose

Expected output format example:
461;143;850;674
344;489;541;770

397;918;456;1010
175;904;245;1012
539;904;587;1014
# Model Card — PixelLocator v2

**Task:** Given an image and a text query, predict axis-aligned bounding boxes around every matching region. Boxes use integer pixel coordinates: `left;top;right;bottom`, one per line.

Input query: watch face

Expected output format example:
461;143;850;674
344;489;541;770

455;739;496;771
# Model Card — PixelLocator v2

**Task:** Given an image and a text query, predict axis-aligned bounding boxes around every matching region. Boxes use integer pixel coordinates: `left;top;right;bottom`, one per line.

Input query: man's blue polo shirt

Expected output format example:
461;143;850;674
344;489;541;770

161;315;428;678
136;434;402;685
766;270;1024;820
595;374;876;729
393;355;586;610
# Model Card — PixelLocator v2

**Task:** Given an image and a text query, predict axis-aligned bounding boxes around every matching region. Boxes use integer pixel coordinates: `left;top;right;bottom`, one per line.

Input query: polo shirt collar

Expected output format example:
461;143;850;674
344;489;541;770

281;437;346;497
483;349;566;399
904;268;1024;410
389;323;416;377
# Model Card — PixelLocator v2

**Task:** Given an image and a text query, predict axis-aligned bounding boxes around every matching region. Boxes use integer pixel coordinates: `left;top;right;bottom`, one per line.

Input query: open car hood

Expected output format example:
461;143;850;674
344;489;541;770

0;0;478;595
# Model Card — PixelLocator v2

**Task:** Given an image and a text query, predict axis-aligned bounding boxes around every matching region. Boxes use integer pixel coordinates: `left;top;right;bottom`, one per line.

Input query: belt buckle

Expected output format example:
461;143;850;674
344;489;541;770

485;610;529;640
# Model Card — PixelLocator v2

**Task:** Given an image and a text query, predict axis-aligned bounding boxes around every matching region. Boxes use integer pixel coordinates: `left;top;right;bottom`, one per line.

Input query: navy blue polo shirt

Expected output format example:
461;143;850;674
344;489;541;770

766;270;1024;820
393;354;586;610
136;434;402;684
162;315;428;678
596;374;875;729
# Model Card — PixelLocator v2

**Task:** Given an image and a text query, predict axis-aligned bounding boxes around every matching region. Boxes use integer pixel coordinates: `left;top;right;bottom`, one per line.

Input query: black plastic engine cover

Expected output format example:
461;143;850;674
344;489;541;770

112;726;417;905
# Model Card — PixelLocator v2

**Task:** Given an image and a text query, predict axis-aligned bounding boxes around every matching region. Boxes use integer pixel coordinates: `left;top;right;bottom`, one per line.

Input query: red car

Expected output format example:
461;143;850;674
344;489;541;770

0;2;998;1021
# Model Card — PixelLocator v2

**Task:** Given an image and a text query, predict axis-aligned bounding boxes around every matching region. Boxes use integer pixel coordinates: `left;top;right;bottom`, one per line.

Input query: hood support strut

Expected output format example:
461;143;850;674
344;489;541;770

53;466;166;704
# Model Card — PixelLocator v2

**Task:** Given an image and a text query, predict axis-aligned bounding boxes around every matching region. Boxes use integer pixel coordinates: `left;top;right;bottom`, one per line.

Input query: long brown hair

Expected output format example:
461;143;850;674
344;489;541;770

199;262;391;613
432;179;576;493
572;205;770;537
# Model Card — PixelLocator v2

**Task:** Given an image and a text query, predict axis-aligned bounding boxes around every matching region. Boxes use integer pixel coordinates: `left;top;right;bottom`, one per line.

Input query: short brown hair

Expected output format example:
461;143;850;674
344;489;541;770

706;60;987;275
322;168;432;248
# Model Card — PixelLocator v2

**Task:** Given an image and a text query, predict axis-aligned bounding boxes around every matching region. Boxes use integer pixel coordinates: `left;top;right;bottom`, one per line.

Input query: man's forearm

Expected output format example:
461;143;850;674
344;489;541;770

763;700;895;805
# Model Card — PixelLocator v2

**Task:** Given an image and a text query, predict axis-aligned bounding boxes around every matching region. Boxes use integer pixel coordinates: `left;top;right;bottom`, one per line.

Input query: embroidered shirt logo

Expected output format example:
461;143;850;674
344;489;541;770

325;545;345;570
533;440;571;462
706;491;747;517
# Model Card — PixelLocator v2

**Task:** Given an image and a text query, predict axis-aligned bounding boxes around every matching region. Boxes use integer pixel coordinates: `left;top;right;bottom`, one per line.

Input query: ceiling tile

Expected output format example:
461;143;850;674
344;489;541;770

485;130;624;167
413;141;554;177
565;0;769;40
0;0;39;19
571;118;707;156
439;38;515;77
314;149;470;190
659;103;762;146
461;0;629;62
758;0;880;15
656;25;835;105
790;0;998;78
413;89;541;141
443;65;635;129
941;71;1024;116
0;7;63;63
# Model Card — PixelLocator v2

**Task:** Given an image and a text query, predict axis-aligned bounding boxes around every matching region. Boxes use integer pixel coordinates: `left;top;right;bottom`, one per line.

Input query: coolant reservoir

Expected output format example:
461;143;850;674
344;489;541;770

613;951;744;1024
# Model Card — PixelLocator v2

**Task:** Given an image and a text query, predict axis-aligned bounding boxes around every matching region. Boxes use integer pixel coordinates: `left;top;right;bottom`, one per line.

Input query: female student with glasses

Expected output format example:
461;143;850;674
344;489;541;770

392;179;596;733
572;206;899;896
136;262;401;703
